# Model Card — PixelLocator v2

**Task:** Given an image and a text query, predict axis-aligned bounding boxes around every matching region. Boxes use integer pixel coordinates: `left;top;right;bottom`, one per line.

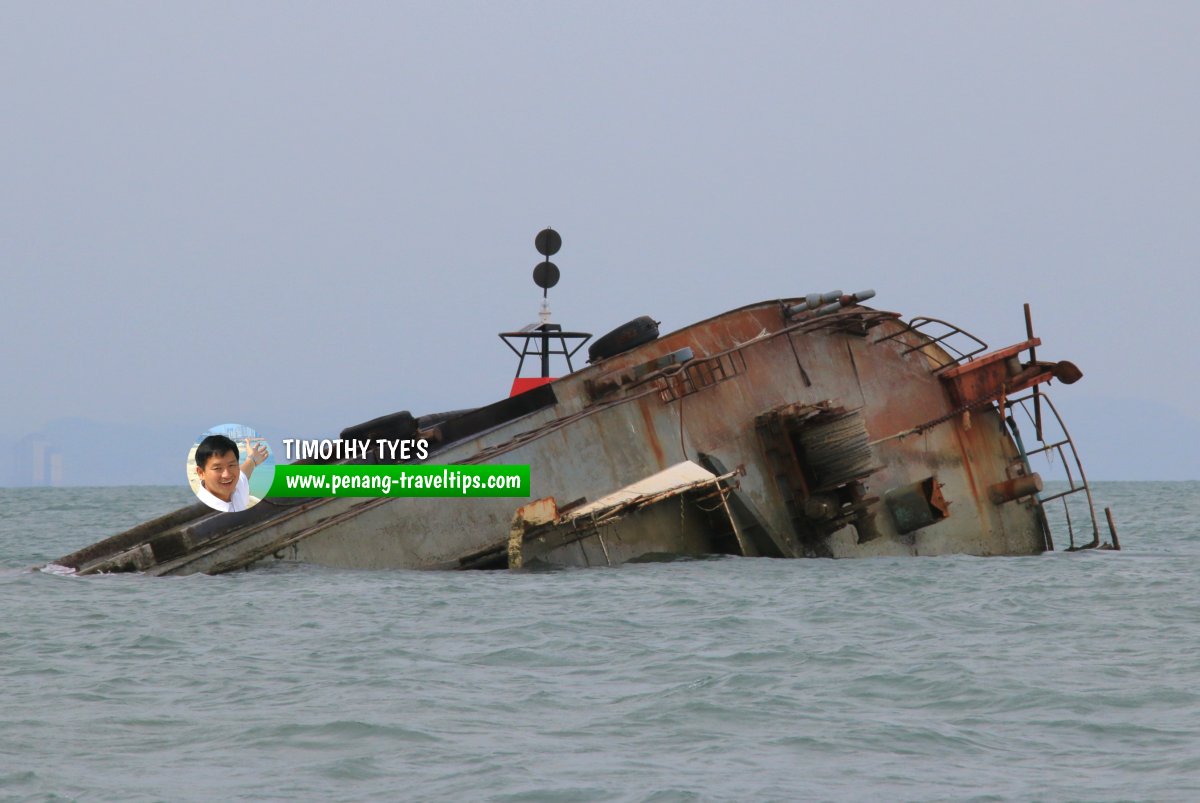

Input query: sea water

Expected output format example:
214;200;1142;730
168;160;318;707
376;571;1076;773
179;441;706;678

2;483;1198;802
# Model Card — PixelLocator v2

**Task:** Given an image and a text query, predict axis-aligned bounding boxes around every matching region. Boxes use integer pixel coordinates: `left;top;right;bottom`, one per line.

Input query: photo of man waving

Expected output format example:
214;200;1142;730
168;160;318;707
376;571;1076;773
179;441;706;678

192;434;269;513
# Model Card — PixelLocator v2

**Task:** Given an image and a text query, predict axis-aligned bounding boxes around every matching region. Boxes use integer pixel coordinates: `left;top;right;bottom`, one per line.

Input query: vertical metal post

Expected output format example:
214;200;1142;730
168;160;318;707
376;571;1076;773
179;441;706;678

1105;507;1121;550
1024;302;1044;442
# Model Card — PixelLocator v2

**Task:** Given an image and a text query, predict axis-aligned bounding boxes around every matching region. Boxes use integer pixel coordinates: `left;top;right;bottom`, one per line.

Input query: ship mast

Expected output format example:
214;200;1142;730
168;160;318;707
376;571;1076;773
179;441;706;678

498;228;591;397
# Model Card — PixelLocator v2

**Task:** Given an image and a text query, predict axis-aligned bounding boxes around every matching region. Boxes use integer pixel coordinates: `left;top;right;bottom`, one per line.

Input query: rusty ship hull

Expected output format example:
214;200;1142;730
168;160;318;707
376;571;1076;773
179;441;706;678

54;296;1113;576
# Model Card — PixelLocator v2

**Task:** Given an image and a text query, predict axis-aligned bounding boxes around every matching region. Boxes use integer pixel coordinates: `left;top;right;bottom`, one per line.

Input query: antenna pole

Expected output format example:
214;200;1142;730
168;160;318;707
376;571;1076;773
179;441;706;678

533;228;564;378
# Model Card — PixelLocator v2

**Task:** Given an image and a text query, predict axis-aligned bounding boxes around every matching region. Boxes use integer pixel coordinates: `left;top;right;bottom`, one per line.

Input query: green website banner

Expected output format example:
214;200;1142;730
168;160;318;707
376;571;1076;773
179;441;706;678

267;465;530;498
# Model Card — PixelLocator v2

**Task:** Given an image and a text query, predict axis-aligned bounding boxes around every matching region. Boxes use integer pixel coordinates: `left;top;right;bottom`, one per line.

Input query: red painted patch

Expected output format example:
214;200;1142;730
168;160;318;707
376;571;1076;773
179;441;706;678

510;376;556;397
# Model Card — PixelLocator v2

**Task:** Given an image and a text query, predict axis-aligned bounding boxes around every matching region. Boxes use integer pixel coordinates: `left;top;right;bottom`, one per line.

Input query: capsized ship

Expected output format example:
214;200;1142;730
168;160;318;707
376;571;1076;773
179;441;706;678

54;231;1120;575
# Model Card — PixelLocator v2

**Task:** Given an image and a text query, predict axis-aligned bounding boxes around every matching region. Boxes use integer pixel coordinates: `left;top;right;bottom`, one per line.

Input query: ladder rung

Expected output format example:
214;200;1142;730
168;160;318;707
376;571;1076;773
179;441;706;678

1025;439;1070;456
1039;487;1085;504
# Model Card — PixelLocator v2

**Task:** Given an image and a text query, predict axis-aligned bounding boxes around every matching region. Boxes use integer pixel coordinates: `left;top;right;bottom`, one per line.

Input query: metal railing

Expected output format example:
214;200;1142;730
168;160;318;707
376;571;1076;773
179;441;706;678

874;316;989;371
1006;390;1102;550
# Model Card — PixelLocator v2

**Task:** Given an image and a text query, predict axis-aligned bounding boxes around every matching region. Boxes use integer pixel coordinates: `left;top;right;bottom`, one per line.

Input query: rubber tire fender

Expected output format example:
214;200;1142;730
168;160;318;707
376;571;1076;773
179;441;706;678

340;410;417;442
587;316;660;363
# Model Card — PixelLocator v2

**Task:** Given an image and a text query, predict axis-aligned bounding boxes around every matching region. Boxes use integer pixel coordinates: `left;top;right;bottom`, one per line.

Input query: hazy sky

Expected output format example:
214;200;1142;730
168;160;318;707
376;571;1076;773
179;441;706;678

3;2;1197;479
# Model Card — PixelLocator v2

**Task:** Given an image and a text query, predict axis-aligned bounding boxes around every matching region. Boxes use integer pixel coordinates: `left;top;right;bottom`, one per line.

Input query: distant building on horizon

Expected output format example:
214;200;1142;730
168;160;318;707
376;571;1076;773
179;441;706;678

12;434;64;487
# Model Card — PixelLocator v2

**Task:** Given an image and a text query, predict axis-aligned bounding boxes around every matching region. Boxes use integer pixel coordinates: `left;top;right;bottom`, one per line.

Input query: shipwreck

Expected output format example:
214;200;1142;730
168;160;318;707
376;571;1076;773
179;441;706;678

54;230;1120;576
